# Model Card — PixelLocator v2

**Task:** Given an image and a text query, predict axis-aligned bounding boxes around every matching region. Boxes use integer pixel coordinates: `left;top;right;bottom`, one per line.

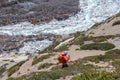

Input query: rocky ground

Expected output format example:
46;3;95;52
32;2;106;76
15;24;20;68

0;0;79;26
0;34;60;54
0;0;120;80
86;16;120;36
0;13;120;80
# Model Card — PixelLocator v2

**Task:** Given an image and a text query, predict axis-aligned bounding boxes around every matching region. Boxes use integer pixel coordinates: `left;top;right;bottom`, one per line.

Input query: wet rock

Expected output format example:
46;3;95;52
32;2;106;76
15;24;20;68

0;34;59;54
0;0;79;26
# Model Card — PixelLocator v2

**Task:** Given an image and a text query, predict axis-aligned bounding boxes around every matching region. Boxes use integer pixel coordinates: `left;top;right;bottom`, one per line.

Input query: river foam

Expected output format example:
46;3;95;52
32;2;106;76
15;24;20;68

0;0;120;36
0;0;120;53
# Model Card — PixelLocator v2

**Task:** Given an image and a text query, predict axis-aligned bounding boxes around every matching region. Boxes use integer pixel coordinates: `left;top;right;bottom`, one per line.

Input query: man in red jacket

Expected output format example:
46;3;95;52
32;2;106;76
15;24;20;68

58;51;70;68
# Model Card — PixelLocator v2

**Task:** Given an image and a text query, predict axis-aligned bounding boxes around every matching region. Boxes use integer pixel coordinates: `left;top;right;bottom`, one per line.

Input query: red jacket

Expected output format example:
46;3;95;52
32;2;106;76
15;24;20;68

58;52;70;64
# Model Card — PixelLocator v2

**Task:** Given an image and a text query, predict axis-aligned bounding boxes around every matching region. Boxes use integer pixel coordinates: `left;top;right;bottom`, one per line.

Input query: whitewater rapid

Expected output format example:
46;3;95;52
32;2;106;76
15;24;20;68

0;0;120;53
0;0;120;36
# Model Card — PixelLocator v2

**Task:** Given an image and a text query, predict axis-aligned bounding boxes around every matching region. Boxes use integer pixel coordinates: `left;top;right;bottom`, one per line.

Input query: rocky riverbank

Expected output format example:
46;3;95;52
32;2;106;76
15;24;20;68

0;0;79;26
0;34;61;54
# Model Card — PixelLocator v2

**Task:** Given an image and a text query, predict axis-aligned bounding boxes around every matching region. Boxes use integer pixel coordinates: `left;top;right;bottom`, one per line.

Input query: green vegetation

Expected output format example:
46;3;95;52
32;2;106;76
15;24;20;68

0;67;6;76
83;53;119;63
80;43;115;50
7;78;15;80
7;75;26;80
24;49;120;79
73;32;85;38
39;41;60;53
38;63;53;70
73;36;93;45
73;33;117;45
72;37;85;45
32;54;55;65
54;45;69;52
116;67;120;73
71;70;120;80
7;59;95;80
72;49;120;80
6;43;120;80
7;61;25;76
72;32;86;45
72;64;120;80
112;20;120;26
106;49;120;54
116;12;120;17
83;49;120;63
26;64;94;80
92;37;107;42
91;22;103;29
91;35;116;42
7;48;120;80
83;54;105;63
112;60;120;68
89;35;116;42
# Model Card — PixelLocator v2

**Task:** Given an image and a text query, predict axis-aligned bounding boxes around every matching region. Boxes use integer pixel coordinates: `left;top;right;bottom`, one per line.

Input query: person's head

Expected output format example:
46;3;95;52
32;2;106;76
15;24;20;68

64;51;68;55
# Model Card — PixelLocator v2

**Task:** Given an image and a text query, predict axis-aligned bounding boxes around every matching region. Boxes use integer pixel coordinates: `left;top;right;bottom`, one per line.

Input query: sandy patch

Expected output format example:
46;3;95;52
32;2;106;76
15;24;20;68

87;17;120;36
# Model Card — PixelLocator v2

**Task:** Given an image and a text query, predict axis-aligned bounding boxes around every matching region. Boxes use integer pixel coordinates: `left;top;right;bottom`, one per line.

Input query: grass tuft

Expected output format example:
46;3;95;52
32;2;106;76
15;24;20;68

32;54;55;65
71;70;119;80
7;61;25;76
38;63;53;70
112;20;120;26
80;43;115;50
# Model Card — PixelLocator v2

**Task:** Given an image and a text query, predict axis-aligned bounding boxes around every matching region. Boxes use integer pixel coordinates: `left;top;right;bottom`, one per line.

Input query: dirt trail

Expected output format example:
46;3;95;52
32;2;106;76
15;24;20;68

10;45;105;78
0;72;8;80
87;17;120;36
11;53;58;77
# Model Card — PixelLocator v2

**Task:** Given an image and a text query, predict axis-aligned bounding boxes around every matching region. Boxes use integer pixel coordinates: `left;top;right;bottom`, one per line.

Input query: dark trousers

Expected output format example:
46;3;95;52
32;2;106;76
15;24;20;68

62;64;68;68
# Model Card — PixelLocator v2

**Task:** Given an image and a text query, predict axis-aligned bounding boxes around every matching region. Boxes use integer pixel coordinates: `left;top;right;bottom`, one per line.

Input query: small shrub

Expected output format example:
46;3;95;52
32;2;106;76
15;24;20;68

116;66;120;73
9;59;95;80
92;35;117;42
89;35;115;42
112;20;120;26
25;63;94;80
6;50;120;80
112;60;120;68
39;41;60;53
38;63;53;70
106;49;120;55
7;61;25;76
32;54;55;65
83;49;120;63
73;36;92;45
73;37;85;45
6;77;15;80
80;43;115;50
73;35;117;45
75;48;80;50
0;67;6;76
116;12;120;17
92;38;107;42
83;55;105;63
92;22;103;29
92;36;107;42
105;49;120;59
74;32;84;38
54;45;68;52
7;75;26;80
71;71;114;80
